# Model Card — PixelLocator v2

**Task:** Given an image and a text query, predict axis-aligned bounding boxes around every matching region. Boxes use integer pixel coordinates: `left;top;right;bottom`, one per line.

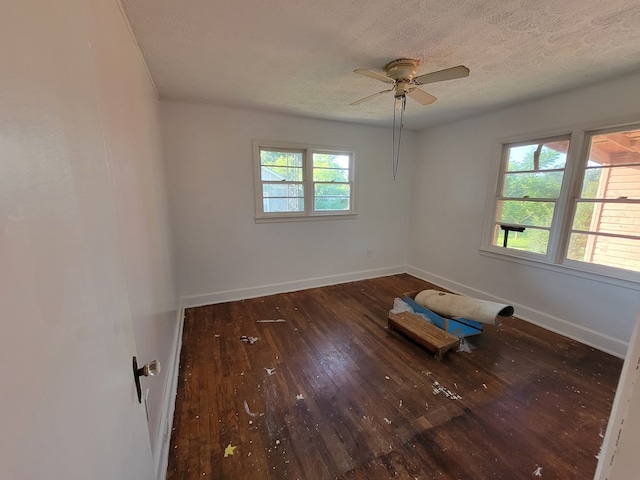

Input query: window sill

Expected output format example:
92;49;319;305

479;247;640;291
255;213;357;224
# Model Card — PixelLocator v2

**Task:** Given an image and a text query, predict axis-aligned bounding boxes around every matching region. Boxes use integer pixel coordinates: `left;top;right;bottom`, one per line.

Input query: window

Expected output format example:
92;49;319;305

253;140;355;221
485;124;640;281
566;128;640;273
492;136;570;256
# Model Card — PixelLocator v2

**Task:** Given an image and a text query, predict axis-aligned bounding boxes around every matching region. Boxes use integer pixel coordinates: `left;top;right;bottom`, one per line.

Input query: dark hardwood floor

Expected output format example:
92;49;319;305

166;274;622;479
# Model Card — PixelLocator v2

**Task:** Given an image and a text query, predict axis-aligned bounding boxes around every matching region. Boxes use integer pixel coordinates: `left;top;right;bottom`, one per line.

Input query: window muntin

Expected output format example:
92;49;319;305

254;142;355;220
566;127;640;273
486;125;640;280
491;138;570;256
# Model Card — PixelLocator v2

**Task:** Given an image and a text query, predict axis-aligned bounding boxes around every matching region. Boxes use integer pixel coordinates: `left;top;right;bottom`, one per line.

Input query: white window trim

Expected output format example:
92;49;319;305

481;121;640;288
253;139;357;223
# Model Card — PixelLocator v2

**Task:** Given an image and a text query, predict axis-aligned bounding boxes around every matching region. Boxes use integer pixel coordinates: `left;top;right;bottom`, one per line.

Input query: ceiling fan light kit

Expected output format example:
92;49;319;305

351;58;470;179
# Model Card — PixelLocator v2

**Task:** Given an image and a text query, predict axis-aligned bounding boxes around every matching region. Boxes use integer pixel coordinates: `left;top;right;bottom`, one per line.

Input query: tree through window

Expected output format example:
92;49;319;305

493;137;570;255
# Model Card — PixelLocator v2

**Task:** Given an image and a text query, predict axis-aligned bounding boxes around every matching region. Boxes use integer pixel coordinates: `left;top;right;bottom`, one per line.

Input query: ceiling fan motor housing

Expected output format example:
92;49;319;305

385;59;419;98
384;58;419;81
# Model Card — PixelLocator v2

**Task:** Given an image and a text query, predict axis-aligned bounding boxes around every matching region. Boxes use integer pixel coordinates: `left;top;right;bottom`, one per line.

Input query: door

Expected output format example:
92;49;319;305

0;1;154;478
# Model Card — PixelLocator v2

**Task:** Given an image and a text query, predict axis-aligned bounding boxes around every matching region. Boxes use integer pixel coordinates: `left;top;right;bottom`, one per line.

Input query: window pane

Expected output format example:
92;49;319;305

580;166;640;200
313;167;349;182
314;183;350;197
315;197;350;211
506;140;569;172
502;171;564;198
313;153;350;169
262;182;304;213
497;200;555;227
260;149;303;181
313;153;350;182
587;129;640;168
261;165;302;182
262;183;303;198
567;232;640;273
260;149;303;167
572;201;640;235
314;184;350;211
493;225;549;254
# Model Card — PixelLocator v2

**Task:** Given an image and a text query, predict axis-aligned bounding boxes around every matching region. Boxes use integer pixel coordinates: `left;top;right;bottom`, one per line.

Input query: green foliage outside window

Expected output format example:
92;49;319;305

497;143;602;255
259;149;352;213
313;153;350;211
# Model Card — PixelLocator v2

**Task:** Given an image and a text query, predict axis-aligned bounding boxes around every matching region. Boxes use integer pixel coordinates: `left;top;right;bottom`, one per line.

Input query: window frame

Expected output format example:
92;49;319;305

490;133;573;263
253;139;357;223
481;122;640;287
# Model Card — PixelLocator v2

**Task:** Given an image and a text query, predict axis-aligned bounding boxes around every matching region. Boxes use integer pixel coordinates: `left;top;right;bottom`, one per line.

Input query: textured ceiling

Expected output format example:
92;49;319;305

121;0;640;129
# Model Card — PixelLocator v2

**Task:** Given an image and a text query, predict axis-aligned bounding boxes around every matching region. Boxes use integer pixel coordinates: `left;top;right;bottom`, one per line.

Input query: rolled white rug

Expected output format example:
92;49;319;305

414;290;514;326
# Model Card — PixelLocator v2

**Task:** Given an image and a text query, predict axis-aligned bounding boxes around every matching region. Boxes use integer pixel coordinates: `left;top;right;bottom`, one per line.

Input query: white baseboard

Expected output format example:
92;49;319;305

181;266;405;308
406;266;628;358
154;300;186;480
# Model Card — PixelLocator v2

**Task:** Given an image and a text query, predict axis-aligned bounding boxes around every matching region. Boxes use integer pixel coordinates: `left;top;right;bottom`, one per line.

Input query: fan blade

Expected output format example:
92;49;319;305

413;65;470;85
354;69;394;84
406;88;437;106
350;88;393;106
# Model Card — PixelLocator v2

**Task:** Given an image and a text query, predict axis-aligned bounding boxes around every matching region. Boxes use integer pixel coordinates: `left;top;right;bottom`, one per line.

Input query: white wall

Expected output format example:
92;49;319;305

160;101;414;305
89;0;180;470
0;0;178;478
408;72;640;356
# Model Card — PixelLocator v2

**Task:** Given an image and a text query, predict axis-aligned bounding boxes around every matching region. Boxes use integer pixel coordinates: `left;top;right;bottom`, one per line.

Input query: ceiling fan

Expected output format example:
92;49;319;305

350;58;469;106
351;59;470;180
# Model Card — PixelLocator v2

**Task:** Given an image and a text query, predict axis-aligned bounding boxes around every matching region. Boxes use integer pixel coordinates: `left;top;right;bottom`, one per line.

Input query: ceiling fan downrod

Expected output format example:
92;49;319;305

392;95;406;181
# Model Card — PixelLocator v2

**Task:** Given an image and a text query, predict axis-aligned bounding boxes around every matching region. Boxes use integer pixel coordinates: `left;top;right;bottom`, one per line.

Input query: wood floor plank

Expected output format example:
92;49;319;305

166;274;622;479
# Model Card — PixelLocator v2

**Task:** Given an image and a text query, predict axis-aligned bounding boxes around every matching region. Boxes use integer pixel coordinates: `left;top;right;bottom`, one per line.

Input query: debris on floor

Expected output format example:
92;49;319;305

265;368;276;376
432;381;462;400
532;465;542;477
384;417;392;424
295;393;304;400
244;400;263;417
256;319;287;323
241;335;259;345
224;443;237;457
458;337;475;353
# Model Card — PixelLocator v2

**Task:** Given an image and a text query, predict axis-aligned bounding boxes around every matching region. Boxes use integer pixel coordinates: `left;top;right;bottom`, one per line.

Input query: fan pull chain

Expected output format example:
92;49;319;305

392;95;406;180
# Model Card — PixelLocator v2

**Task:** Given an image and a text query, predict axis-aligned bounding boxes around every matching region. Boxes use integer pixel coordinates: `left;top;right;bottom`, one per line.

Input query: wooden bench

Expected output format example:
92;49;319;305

388;312;460;360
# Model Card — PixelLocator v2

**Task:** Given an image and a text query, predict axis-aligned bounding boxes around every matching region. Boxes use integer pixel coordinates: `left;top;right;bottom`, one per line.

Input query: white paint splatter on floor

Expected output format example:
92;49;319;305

432;381;462;400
